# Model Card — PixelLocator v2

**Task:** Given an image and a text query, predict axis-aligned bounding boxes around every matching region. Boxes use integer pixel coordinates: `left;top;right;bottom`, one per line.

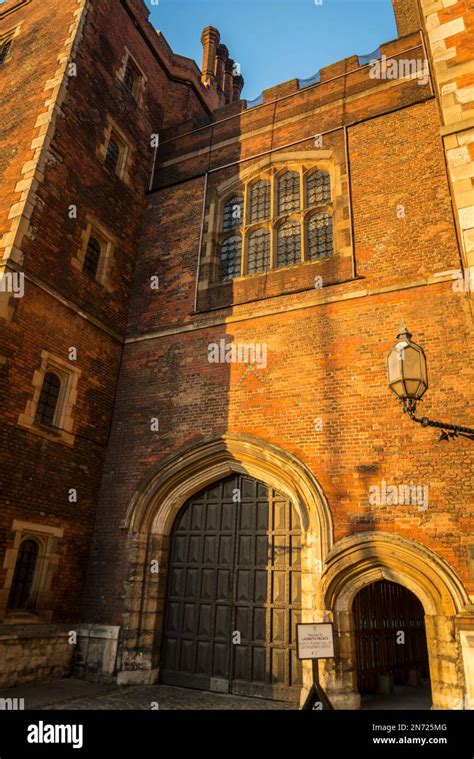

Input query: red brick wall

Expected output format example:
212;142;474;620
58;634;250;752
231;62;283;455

1;0;472;652
81;81;473;624
0;0;79;249
18;0;212;333
0;0;211;623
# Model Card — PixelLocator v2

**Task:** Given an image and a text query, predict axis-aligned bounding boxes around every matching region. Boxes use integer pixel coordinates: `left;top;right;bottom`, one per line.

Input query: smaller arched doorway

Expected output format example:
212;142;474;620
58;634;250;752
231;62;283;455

353;580;431;706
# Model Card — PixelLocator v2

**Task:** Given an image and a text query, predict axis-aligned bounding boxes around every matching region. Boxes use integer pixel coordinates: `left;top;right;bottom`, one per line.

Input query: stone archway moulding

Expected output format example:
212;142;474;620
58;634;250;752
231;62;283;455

124;433;334;558
319;532;470;710
322;531;470;617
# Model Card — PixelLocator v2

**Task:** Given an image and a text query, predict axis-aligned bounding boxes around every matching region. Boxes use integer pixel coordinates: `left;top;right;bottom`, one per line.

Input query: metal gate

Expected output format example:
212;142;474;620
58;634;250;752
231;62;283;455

353;580;430;693
160;475;303;701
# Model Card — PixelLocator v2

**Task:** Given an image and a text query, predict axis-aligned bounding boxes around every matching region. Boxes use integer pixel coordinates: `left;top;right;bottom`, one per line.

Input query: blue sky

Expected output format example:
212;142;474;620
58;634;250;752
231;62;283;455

147;0;397;101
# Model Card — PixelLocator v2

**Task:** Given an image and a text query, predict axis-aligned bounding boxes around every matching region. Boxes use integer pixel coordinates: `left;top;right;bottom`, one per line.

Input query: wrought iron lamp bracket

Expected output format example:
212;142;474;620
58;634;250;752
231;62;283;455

400;399;474;442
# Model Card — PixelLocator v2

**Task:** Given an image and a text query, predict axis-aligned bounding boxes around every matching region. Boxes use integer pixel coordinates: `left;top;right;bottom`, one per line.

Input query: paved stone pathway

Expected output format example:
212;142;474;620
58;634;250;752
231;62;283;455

47;684;297;710
0;678;431;711
0;679;296;711
361;684;432;710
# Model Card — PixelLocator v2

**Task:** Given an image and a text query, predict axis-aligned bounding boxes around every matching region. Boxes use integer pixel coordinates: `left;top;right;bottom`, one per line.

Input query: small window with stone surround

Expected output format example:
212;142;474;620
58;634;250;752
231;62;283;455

7;538;39;612
0;20;22;66
35;371;62;429
104;129;128;178
17;351;81;446
82;236;102;280
117;47;147;105
0;521;64;624
72;217;117;291
0;35;13;65
98;117;133;183
105;135;121;173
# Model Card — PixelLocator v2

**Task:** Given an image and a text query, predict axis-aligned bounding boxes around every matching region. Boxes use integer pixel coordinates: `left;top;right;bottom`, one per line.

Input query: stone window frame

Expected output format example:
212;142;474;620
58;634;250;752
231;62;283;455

97;116;134;184
0;34;14;65
116;46;147;106
72;215;117;292
204;150;347;285
0;520;64;624
17;350;81;446
0;22;22;65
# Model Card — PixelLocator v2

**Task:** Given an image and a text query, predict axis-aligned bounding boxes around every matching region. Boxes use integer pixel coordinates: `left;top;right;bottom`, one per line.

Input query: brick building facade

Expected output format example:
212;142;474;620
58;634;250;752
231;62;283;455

0;0;473;709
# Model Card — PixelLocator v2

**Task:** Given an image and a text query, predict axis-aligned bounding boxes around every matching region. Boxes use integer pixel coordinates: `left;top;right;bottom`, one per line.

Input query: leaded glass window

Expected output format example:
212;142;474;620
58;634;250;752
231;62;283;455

223;197;243;231
123;64;136;95
220;235;242;280
247;229;270;274
7;539;39;611
277;221;301;269
35;372;61;428
216;164;335;282
0;38;12;65
307;212;333;260
277;171;300;215
306;170;331;206
83;236;101;279
248;180;270;224
105;137;120;171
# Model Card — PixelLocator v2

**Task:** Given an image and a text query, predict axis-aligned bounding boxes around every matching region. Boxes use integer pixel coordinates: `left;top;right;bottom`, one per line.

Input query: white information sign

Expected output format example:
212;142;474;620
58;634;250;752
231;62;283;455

296;623;334;660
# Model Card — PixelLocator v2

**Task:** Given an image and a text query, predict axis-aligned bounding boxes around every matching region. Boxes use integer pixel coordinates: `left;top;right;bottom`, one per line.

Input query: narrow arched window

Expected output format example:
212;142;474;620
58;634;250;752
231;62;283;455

83;236;101;279
306;170;331;207
277;221;301;269
223;197;243;231
0;38;12;65
220;235;242;281
35;371;61;428
123;64;136;95
105;137;120;172
7;539;39;611
247;228;270;274
248;180;270;224
278;171;300;215
307;212;333;260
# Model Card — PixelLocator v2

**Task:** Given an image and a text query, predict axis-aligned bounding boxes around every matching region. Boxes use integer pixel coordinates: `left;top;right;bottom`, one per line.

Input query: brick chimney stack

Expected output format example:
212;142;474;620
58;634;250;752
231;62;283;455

223;58;235;103
215;44;229;92
200;26;220;87
232;74;245;103
200;26;244;104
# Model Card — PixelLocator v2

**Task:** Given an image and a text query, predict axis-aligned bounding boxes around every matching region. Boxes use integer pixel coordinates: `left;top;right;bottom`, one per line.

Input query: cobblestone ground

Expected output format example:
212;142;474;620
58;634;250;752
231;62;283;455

0;679;296;711
0;678;431;711
43;683;297;711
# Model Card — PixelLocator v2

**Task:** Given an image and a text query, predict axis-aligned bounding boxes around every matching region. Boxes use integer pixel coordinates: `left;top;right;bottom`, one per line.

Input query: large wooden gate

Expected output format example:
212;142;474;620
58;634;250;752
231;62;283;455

353;580;430;693
160;475;303;701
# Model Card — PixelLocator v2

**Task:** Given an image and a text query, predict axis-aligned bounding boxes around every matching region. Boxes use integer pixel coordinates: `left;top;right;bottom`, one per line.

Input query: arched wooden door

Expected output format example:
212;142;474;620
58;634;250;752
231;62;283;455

160;475;303;702
354;580;430;694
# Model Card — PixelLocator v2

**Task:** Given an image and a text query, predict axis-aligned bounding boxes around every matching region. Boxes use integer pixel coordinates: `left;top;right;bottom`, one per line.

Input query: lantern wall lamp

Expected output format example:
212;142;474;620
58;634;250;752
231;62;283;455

386;323;474;442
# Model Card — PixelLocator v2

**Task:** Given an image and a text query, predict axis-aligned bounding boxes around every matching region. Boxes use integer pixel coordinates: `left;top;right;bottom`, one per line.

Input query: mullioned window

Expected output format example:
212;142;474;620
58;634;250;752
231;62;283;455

216;166;334;281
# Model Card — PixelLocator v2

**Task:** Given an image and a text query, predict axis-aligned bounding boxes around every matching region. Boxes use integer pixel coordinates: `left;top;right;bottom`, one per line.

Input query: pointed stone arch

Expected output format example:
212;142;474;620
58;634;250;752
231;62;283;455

118;434;333;689
320;532;470;710
124;433;333;554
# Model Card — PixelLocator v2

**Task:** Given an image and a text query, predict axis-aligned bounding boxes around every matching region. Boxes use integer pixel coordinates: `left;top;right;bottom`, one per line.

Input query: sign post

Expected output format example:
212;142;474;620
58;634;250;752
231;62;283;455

296;622;335;710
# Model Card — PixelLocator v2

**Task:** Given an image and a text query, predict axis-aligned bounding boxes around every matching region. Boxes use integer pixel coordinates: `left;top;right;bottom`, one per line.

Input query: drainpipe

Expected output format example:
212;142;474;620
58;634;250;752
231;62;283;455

194;171;209;313
343;125;356;279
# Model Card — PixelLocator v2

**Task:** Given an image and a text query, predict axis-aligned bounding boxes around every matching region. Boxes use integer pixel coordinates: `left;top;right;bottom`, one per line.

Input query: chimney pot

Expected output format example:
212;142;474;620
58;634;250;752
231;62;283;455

200;26;220;87
232;74;245;103
223;58;235;103
215;44;229;92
